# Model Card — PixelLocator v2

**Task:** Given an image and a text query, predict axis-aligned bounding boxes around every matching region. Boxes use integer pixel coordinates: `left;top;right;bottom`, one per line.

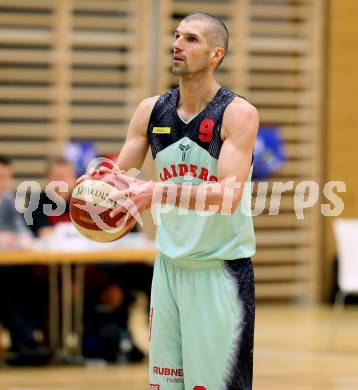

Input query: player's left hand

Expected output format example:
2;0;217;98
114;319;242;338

108;173;154;226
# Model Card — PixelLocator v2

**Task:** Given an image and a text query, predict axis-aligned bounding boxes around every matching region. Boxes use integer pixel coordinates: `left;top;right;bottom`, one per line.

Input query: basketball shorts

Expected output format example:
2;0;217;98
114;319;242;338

149;254;255;390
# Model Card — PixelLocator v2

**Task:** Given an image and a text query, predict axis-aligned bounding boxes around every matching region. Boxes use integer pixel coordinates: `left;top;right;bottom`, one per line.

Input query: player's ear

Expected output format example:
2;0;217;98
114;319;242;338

211;47;225;66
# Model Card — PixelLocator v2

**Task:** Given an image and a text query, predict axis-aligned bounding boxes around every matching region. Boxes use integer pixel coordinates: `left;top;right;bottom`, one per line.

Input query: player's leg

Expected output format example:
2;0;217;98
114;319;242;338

179;258;255;390
149;254;184;390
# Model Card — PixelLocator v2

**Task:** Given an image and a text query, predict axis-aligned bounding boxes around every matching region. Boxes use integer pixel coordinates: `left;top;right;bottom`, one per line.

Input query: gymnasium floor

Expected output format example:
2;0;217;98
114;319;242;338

1;305;358;390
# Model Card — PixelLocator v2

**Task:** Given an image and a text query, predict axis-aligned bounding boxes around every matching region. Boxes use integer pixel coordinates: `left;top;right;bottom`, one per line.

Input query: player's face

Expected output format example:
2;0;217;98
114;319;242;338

172;20;213;76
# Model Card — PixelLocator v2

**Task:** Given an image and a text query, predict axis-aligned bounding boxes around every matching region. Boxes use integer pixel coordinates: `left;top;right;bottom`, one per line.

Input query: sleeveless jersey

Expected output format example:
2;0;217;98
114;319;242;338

147;86;256;261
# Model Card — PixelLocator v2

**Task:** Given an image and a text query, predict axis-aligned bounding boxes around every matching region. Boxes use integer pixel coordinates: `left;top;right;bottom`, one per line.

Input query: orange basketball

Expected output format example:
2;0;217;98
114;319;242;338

69;170;136;242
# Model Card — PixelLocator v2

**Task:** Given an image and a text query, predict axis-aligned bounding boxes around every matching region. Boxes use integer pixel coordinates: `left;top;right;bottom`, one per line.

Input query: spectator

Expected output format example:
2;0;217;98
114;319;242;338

0;156;50;366
0;156;30;235
29;156;75;237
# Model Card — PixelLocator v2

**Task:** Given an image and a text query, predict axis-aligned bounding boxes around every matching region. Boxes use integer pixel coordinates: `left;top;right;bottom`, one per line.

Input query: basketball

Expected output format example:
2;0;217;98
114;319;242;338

69;170;136;242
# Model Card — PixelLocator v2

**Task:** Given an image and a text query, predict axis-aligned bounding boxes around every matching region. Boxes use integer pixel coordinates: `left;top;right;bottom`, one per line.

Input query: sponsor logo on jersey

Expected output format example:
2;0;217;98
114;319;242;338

159;163;218;182
153;127;171;134
153;366;183;377
149;385;160;390
179;144;190;161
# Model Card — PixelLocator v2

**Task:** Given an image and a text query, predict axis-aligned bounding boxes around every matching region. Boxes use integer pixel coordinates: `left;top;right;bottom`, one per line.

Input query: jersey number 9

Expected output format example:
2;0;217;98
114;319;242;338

199;118;214;143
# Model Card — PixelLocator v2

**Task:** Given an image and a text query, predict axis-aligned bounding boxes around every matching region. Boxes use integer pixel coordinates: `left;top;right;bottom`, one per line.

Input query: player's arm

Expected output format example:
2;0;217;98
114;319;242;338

115;96;159;171
157;98;259;213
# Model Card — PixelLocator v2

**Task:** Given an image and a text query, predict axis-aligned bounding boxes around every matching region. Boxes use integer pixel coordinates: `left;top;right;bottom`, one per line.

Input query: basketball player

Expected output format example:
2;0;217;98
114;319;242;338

107;13;258;389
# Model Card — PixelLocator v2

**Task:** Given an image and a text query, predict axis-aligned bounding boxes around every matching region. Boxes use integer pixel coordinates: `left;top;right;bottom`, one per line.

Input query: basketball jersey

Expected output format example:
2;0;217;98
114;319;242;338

147;86;255;261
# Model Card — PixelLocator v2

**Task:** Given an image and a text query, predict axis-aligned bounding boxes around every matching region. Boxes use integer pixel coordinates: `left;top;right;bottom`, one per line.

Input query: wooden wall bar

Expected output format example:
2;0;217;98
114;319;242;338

0;0;149;186
324;0;358;300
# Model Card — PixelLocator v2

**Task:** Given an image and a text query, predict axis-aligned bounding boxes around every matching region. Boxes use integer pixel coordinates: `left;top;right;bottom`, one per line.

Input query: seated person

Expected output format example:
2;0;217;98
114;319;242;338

0;156;50;365
30;156;148;362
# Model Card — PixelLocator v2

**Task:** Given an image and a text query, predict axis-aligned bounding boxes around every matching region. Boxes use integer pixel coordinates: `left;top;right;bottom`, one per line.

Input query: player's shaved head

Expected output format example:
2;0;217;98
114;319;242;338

182;12;229;62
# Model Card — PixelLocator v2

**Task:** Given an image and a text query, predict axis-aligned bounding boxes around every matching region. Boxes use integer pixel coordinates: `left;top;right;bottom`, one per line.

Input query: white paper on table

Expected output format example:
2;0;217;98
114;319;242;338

37;222;155;252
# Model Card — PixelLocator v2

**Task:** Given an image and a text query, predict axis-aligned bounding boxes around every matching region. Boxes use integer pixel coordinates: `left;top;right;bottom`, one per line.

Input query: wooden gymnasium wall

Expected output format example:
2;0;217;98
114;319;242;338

0;0;325;302
0;0;149;187
160;0;324;302
324;0;358;300
248;0;323;302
